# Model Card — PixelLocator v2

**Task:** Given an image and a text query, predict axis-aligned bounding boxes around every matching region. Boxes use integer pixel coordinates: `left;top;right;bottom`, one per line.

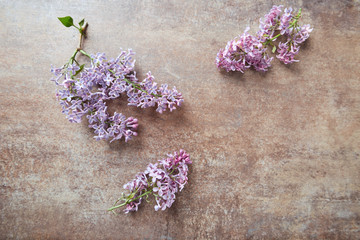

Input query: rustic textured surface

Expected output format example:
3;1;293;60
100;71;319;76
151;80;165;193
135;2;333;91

1;0;360;239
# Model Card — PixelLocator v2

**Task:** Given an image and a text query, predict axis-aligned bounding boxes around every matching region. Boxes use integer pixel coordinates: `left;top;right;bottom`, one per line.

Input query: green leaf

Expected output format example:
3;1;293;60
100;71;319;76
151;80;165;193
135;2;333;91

79;19;85;27
74;64;85;76
272;45;277;53
58;16;74;27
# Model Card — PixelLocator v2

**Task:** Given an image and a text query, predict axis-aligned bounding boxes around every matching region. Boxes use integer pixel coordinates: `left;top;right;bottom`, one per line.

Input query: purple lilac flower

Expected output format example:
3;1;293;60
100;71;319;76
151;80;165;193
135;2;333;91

257;5;283;41
276;42;300;64
216;5;312;72
293;24;312;44
278;7;293;35
108;149;191;213
276;22;313;64
51;49;183;142
216;28;272;72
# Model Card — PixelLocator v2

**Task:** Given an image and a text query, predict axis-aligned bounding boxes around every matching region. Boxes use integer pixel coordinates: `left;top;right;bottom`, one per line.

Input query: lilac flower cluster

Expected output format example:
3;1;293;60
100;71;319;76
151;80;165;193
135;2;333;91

51;50;183;142
216;28;273;72
216;5;313;72
108;150;191;213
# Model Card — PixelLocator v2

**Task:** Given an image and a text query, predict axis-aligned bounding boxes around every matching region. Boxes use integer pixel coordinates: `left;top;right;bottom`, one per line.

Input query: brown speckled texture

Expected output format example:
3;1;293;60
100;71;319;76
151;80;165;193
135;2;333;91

1;0;360;239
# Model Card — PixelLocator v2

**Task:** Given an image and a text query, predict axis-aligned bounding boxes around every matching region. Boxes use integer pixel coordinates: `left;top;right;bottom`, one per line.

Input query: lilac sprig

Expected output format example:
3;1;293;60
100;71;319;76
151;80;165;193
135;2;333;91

52;17;184;142
216;5;313;72
108;149;191;213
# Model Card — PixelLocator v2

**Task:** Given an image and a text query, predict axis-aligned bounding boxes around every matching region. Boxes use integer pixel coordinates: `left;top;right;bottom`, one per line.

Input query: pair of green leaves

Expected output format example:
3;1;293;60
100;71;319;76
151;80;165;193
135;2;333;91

58;16;85;33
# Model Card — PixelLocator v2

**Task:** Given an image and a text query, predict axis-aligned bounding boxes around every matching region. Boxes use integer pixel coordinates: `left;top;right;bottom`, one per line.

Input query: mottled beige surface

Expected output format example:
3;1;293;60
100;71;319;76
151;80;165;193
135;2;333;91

1;0;360;239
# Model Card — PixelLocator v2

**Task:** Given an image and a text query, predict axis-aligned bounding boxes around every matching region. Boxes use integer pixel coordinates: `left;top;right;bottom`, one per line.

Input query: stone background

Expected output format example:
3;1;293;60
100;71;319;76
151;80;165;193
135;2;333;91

1;0;359;239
